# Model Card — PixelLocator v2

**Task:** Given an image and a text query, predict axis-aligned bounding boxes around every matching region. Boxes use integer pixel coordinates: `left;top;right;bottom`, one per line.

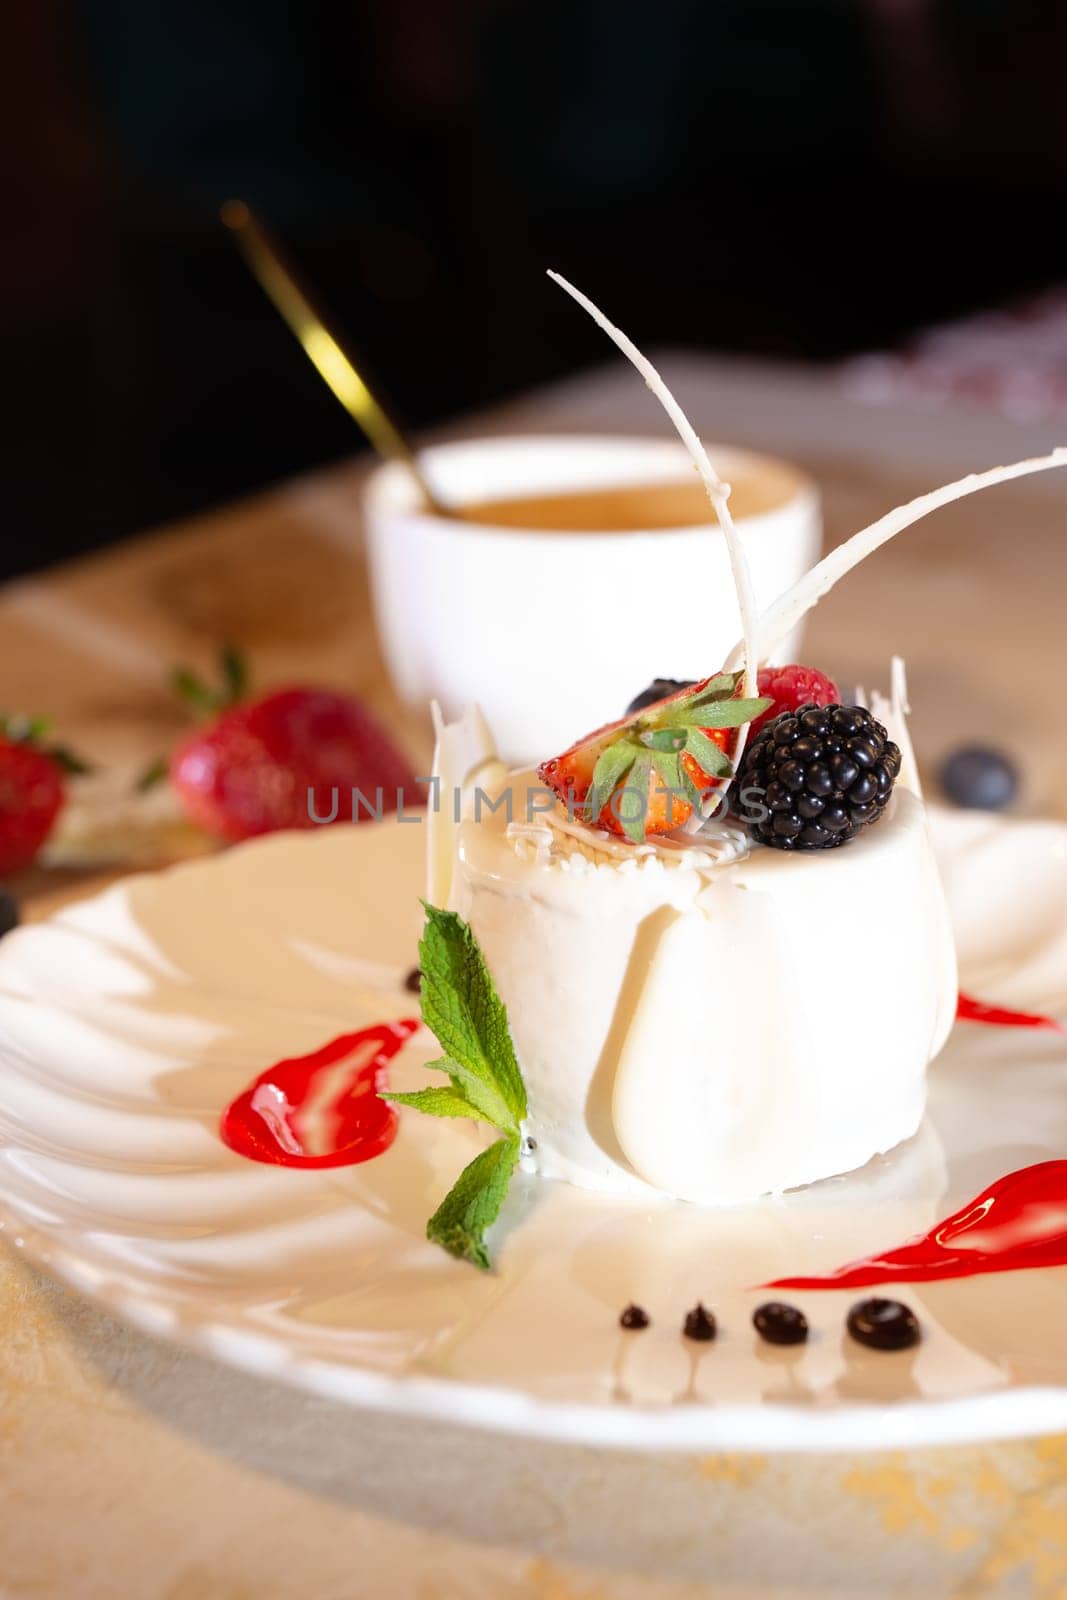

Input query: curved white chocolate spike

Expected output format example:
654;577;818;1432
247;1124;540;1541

547;270;760;702
726;447;1067;670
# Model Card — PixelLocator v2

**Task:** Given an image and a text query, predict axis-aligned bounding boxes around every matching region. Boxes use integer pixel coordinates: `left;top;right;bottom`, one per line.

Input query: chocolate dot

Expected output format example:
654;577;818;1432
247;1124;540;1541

403;967;422;993
753;1301;808;1346
846;1297;920;1351
619;1303;650;1330
683;1302;716;1342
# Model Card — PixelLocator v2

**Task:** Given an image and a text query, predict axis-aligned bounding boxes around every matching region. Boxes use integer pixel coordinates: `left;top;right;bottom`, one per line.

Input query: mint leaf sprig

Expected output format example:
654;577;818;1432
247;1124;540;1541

384;904;528;1270
586;672;772;843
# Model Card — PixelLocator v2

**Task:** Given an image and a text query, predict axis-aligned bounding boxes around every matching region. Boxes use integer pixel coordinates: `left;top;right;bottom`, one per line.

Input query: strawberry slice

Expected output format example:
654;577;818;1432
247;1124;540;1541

538;674;771;843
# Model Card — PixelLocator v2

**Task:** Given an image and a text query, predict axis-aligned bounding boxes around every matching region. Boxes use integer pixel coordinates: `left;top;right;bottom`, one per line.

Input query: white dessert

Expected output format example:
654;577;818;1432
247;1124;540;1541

446;763;957;1205
418;281;1064;1220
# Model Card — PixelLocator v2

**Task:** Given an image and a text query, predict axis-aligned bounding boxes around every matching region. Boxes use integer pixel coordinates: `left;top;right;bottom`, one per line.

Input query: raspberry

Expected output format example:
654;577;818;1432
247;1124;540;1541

749;665;840;744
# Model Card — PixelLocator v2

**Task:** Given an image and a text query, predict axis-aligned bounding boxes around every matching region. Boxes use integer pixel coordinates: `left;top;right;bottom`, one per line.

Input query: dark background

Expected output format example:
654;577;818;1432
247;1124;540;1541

6;0;1067;580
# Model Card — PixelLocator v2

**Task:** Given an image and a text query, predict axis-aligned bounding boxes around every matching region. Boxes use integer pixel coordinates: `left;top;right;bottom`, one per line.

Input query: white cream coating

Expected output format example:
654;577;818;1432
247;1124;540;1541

449;772;958;1204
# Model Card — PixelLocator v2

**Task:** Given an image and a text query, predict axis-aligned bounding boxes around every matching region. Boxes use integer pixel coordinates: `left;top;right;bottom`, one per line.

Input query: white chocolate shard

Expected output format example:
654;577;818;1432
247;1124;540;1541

547;271;760;704
426;701;503;907
727;448;1067;670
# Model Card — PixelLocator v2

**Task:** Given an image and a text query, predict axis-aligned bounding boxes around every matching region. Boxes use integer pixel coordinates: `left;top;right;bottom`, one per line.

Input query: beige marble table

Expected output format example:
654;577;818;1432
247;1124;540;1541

3;357;1067;1598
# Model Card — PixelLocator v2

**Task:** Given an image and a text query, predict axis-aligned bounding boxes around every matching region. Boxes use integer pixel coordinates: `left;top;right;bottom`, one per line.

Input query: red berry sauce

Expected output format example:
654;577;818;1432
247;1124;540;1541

221;1018;420;1168
766;1160;1067;1290
956;991;1065;1034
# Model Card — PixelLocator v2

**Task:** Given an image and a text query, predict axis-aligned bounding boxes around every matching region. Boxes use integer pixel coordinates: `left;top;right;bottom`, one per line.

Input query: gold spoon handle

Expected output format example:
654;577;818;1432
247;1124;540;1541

221;201;449;515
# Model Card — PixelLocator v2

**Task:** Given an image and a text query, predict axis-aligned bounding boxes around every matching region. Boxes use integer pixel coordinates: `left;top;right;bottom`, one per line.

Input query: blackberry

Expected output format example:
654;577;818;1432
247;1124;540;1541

733;703;901;851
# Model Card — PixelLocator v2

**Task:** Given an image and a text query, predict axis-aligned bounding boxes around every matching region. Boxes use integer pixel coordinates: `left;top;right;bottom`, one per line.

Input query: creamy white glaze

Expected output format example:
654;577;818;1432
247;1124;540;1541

450;771;958;1204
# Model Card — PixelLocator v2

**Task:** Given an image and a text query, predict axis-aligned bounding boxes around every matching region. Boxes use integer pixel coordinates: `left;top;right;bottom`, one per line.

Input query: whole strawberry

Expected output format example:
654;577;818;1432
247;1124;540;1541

0;716;89;875
167;649;420;842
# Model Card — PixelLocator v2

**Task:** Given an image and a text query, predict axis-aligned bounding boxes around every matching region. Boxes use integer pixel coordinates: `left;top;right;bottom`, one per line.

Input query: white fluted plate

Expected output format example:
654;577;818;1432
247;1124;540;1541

1;806;1066;1452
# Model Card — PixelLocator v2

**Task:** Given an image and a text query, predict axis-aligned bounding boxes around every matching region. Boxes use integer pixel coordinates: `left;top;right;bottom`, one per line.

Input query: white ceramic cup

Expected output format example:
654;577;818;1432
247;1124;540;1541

364;435;820;761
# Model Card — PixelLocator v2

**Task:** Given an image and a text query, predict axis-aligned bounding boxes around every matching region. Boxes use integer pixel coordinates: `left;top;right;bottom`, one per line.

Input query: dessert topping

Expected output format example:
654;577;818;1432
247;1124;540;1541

846;1298;921;1352
383;904;529;1270
625;678;695;715
753;1302;809;1346
957;992;1064;1033
728;448;1067;672
220;1018;420;1168
748;664;841;743
538;673;770;844
682;1303;717;1342
766;1161;1067;1289
619;1304;651;1330
733;703;901;851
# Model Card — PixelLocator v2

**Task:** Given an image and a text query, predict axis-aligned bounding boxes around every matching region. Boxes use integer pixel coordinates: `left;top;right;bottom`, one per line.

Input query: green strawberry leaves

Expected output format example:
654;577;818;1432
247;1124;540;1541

0;714;92;777
172;642;249;719
586;738;639;822
579;673;772;841
383;904;529;1269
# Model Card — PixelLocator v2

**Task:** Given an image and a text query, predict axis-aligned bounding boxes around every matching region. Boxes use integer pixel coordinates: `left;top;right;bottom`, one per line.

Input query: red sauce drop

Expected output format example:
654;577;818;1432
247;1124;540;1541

957;991;1064;1033
221;1018;420;1168
766;1161;1067;1289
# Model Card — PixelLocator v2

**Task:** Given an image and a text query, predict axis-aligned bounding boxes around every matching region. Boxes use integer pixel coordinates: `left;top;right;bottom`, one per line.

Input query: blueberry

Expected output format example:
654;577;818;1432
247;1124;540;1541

940;746;1019;811
625;678;695;716
0;888;18;939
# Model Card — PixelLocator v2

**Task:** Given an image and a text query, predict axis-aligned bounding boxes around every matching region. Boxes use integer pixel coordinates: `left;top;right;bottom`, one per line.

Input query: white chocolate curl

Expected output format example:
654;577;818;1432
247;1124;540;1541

547;271;760;703
727;447;1067;669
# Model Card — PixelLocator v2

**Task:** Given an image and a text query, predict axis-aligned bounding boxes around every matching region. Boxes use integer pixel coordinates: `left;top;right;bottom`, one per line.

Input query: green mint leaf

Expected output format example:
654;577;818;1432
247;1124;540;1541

617;749;653;843
684;727;734;778
418;905;527;1129
382;1084;485;1120
435;1054;516;1132
586;738;638;822
426;1135;519;1270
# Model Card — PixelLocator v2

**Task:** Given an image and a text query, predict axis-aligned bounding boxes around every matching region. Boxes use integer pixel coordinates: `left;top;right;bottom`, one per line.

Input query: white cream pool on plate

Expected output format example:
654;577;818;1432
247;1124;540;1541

365;435;820;762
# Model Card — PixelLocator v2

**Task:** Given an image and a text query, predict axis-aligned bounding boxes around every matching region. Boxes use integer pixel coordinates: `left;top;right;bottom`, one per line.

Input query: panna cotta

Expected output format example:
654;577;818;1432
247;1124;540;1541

446;760;957;1204
408;279;1064;1249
